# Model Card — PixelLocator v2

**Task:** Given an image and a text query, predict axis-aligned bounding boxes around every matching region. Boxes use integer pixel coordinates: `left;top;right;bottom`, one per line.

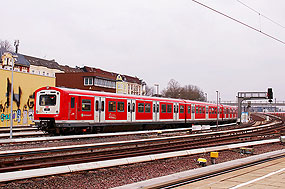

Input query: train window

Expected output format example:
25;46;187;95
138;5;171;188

196;106;199;114
188;106;191;114
192;106;195;114
108;101;116;112
117;102;125;112
180;105;184;114
138;103;144;112
145;103;151;113
133;103;135;112
157;104;159;113
173;105;176;113
82;99;91;111
71;97;75;108
128;102;130;112
153;104;156;113
161;104;166;113
199;107;202;114
40;95;56;106
101;101;104;112
167;104;172;113
95;100;99;111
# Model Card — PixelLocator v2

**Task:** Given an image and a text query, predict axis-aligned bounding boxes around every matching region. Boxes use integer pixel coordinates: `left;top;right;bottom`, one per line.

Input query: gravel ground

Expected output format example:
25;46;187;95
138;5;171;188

1;143;284;189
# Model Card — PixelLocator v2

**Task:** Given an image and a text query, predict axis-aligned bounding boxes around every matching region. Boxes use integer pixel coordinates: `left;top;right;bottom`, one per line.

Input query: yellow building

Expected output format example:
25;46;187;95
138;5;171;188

116;75;128;94
0;69;55;127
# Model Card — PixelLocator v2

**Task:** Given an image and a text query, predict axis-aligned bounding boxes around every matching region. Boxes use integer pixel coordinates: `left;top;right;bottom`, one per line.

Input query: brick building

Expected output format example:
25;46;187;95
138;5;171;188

56;66;145;95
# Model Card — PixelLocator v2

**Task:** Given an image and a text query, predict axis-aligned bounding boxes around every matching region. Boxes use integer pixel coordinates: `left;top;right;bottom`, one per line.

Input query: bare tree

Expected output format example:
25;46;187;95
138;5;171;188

180;84;206;101
161;79;182;98
0;40;13;51
162;79;206;101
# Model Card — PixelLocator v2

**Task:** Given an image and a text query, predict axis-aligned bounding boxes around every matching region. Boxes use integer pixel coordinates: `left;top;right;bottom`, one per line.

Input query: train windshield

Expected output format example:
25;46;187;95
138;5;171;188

39;95;57;106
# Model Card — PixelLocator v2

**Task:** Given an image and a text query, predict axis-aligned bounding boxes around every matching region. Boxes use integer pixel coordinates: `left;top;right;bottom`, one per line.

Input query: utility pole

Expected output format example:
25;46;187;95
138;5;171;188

7;53;17;139
216;90;219;128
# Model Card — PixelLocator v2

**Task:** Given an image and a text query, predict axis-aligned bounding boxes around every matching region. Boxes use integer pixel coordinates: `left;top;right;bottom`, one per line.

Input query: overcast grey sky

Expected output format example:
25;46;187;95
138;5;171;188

1;0;284;101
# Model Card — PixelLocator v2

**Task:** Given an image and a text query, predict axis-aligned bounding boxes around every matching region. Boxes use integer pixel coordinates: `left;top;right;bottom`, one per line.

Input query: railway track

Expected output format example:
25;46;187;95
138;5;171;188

0;116;282;174
0;122;241;146
0;125;47;139
0;112;268;143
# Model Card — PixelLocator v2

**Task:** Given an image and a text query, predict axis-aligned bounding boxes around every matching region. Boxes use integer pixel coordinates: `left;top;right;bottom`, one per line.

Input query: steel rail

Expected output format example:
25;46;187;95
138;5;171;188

0;120;283;173
0;120;280;159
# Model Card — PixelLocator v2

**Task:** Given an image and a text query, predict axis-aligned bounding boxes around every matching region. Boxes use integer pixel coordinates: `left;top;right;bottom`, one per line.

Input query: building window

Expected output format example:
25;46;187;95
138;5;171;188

94;78;115;88
84;77;93;86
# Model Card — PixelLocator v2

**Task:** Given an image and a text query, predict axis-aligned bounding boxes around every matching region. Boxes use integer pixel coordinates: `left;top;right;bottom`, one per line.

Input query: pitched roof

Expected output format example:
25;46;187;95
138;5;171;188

59;65;83;73
23;55;63;70
82;66;142;84
0;49;30;67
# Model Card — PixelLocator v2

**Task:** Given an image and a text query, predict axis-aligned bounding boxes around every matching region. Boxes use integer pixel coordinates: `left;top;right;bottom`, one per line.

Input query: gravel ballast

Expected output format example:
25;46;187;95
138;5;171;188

1;143;284;189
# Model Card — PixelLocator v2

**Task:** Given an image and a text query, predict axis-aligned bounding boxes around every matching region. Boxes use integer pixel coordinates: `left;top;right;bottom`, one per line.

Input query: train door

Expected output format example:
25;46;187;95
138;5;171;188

206;105;209;120
173;102;179;121
191;104;195;120
152;101;159;122
186;104;191;120
127;99;136;122
69;95;78;120
94;96;106;123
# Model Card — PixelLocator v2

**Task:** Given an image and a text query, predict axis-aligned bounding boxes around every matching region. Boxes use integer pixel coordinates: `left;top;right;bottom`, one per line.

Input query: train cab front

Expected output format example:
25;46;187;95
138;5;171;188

34;87;61;134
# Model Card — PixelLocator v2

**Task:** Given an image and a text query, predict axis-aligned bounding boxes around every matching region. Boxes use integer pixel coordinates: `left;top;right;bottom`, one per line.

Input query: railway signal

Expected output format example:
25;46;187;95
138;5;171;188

237;89;274;123
267;88;273;103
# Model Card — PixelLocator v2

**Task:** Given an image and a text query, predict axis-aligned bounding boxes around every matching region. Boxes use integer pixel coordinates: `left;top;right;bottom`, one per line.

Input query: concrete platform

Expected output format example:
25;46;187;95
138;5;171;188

114;149;285;189
177;157;285;189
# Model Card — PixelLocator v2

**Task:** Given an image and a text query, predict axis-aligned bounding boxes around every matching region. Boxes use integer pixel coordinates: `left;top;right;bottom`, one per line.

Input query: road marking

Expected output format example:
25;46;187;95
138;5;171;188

230;167;285;189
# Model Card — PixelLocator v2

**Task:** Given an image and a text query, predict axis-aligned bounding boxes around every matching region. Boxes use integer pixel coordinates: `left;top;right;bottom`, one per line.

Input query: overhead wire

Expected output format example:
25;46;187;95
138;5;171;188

191;0;285;45
236;0;285;29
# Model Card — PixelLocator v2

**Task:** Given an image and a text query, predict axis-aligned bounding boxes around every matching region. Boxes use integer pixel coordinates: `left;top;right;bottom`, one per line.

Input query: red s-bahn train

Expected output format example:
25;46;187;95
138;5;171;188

34;87;237;135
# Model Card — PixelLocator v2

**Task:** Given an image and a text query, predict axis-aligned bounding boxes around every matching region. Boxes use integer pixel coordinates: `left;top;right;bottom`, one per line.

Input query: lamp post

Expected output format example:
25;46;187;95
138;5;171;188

216;91;219;128
9;53;17;139
154;84;159;96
